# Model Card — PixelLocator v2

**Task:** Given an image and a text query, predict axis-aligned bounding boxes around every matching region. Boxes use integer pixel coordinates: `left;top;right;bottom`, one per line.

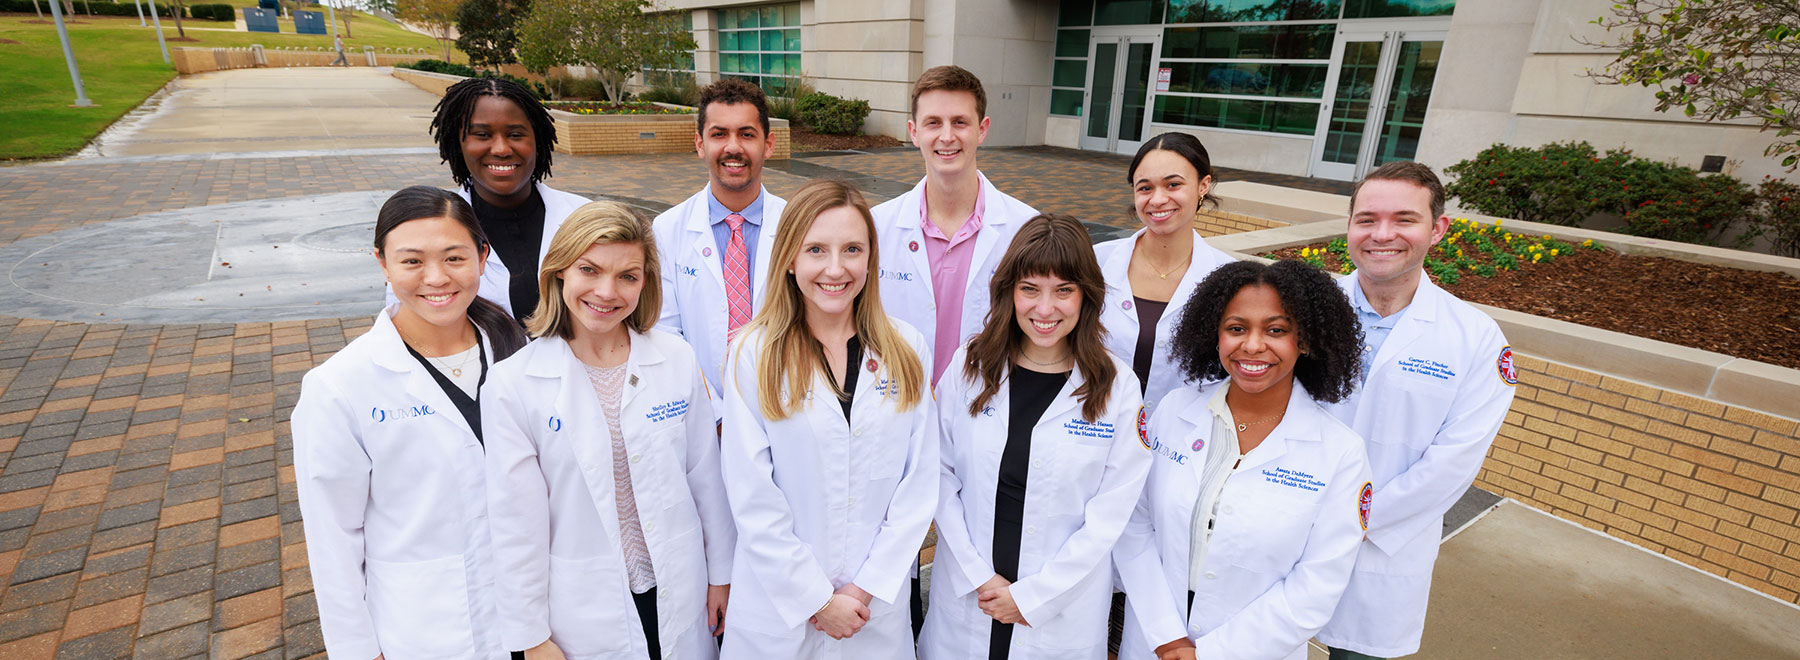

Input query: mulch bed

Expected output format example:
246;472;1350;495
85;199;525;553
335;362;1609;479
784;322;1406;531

791;125;902;152
1266;245;1800;370
0;38;19;44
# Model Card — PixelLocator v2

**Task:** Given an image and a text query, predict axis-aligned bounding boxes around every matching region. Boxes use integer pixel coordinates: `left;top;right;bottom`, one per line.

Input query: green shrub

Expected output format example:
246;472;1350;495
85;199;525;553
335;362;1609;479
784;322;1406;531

2;0;178;16
404;59;479;77
1749;177;1800;257
1444;141;1752;246
795;91;870;136
636;72;700;107
547;74;612;102
764;74;816;122
189;3;234;20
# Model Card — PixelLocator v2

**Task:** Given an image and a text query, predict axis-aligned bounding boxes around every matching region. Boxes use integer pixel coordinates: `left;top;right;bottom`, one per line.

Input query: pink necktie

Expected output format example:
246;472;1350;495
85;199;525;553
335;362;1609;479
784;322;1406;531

724;213;751;335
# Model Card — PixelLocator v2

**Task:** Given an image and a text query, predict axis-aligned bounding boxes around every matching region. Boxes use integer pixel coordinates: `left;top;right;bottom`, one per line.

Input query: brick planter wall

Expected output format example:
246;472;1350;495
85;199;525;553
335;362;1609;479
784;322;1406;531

1489;354;1800;602
1195;207;1289;237
172;47;429;75
392;70;791;159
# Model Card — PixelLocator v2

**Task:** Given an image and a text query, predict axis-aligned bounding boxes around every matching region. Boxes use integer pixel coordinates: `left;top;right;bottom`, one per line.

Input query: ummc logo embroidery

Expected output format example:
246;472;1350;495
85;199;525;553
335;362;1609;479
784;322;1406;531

371;405;435;423
879;269;915;283
548;416;562;432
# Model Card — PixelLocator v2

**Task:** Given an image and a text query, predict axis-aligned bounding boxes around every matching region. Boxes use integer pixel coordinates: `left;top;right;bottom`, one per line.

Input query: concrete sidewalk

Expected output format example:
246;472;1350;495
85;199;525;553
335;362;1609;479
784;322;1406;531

83;68;440;158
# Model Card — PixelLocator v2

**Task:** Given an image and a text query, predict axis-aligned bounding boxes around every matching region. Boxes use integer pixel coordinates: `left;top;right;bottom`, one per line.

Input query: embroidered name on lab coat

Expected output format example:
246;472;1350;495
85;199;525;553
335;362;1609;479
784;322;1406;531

1145;435;1189;465
1263;467;1326;492
644;399;689;423
873;377;897;395
1062;418;1116;439
1395;357;1457;381
371;405;435;423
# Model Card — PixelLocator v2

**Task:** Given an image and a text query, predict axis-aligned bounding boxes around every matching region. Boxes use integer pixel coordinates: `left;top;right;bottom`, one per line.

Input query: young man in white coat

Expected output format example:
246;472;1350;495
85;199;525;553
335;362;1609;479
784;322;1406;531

873;65;1039;389
653;79;788;397
1315;162;1517;659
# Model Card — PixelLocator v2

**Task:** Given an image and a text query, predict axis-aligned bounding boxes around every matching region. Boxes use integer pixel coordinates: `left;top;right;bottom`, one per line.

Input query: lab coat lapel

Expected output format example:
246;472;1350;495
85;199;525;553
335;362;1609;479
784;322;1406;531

533;336;626;545
1233;383;1318;475
535;182;578;265
1158;230;1211;336
620;329;664;414
683;187;727;291
1032;363;1087;429
897;182;934;298
962;173;1008;302
370;309;477;442
1358;276;1443;416
752;187;782;307
1102;230;1139;338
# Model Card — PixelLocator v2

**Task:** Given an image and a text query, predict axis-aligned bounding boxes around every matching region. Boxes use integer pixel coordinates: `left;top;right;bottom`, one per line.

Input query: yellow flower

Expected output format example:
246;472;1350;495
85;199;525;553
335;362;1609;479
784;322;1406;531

1532;253;1542;262
1550;249;1559;256
1494;219;1503;227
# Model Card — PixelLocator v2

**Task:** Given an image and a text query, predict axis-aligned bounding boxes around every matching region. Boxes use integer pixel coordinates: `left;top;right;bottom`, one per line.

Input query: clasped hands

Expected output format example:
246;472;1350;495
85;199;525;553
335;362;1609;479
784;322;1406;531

976;575;1029;627
810;583;873;639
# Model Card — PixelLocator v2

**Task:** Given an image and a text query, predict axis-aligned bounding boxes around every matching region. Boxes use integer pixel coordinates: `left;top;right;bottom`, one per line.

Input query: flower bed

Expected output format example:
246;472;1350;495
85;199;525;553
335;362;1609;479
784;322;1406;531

1262;218;1800;370
543;101;692;116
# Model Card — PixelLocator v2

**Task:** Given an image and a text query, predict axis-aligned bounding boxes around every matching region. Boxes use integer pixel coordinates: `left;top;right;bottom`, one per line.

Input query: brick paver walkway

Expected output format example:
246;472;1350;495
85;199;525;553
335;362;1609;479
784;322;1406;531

0;144;1344;659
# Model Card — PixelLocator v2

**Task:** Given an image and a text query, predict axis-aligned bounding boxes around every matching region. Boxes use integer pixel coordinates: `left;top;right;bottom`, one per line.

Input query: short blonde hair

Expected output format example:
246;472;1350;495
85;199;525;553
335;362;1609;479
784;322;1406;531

524;201;661;339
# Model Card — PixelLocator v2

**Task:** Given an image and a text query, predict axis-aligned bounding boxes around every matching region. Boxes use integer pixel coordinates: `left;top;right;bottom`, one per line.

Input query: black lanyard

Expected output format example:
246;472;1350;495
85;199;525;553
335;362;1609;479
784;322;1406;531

404;331;489;445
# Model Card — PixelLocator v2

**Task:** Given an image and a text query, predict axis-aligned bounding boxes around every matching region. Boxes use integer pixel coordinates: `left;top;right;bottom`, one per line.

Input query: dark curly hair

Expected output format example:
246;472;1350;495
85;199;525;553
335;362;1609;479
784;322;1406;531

1170;259;1362;403
430;78;556;188
698;78;771;135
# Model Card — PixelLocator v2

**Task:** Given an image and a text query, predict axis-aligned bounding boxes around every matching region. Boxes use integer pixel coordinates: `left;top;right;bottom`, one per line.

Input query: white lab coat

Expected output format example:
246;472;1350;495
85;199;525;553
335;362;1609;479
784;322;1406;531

483;330;735;660
871;173;1038;360
1095;229;1237;412
1315;275;1516;657
652;185;788;399
291;304;506;660
1115;381;1372;660
717;322;939;660
920;347;1149;660
384;183;589;318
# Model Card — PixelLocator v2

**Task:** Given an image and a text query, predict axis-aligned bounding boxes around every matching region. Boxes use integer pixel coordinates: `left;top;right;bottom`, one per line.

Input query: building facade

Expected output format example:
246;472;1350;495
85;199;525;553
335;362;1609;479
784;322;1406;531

653;0;1792;184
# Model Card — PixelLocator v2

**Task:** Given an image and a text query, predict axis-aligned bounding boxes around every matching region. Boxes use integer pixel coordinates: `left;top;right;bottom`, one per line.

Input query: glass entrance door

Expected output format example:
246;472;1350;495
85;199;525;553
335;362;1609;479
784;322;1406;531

1080;32;1158;154
1310;29;1445;181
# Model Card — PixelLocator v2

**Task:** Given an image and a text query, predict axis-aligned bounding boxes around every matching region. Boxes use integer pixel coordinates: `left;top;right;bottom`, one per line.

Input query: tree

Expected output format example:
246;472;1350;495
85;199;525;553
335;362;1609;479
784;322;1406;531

456;0;527;68
360;0;397;14
398;0;463;61
1582;0;1800;171
169;0;186;38
518;0;695;102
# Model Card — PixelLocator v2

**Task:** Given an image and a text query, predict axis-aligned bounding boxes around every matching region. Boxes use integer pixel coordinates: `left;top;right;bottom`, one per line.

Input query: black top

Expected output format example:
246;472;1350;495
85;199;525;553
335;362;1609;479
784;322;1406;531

990;364;1070;660
469;186;547;324
402;330;489;445
823;335;864;422
1131;296;1169;395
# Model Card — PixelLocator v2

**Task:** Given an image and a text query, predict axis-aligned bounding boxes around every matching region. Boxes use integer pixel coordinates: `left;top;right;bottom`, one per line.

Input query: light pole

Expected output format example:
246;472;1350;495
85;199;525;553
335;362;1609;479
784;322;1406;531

145;0;170;64
46;0;94;107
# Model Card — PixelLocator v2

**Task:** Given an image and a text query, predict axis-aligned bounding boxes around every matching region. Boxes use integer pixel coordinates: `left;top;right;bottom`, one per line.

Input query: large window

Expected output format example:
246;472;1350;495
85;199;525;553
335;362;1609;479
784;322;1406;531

718;4;802;97
1154;23;1333;135
1051;0;1455;136
642;11;696;86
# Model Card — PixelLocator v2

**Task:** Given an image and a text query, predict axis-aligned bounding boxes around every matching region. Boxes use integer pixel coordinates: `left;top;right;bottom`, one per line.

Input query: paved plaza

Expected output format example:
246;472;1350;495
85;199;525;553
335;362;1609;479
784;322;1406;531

0;68;1793;660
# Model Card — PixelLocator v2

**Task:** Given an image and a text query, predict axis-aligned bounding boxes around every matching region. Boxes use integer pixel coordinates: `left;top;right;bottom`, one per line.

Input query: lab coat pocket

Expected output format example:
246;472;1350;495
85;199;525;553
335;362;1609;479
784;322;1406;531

364;554;476;659
1374;379;1455;446
548;554;632;656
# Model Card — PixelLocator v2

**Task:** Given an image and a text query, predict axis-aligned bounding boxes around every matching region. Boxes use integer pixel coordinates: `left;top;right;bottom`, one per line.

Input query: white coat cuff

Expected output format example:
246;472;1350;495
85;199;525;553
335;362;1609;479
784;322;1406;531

323;634;383;660
1365;515;1431;556
1009;580;1048;628
503;622;552;655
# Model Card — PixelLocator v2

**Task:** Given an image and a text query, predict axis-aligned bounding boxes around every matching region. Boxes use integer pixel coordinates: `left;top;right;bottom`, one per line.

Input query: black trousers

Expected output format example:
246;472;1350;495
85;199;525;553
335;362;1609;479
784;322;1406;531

634;587;662;660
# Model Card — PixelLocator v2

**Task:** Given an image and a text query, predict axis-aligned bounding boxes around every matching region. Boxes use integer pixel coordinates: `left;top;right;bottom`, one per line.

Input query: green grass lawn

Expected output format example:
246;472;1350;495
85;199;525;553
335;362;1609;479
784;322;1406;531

0;11;452;160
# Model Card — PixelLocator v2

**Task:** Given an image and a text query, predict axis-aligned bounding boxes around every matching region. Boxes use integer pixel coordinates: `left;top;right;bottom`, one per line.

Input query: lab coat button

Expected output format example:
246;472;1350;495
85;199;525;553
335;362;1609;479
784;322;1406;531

848;496;856;506
1204;571;1217;580
630;454;643;463
854;428;864;437
1222;505;1233;515
1025;526;1036;535
1031;458;1042;468
646;521;656;532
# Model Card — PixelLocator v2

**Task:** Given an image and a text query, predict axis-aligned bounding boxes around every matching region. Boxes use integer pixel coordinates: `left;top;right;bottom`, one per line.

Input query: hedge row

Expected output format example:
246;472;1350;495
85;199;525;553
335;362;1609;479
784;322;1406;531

0;0;179;17
400;60;551;100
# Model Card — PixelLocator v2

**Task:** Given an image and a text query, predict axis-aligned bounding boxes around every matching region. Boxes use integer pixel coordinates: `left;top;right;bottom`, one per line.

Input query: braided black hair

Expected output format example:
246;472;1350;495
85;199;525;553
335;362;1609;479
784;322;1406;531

1170;259;1363;404
430;77;557;187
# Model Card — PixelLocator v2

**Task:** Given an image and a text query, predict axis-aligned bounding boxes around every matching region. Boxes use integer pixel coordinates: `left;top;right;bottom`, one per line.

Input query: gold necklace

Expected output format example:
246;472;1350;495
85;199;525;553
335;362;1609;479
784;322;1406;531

1019;350;1071;369
1233;411;1284;433
1138;249;1191;280
426;348;478;378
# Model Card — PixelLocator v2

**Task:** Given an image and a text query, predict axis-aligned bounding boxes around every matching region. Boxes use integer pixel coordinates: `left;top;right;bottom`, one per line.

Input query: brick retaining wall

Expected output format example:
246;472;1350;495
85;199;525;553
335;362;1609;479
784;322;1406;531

1195;207;1289;237
1485;353;1800;603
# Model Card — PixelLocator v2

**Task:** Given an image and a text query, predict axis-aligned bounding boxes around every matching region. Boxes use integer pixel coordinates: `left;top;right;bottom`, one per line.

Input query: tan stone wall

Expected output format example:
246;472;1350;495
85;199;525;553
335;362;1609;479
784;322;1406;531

553;120;791;159
1481;352;1800;603
391;68;457;97
1194;207;1290;237
171;47;429;75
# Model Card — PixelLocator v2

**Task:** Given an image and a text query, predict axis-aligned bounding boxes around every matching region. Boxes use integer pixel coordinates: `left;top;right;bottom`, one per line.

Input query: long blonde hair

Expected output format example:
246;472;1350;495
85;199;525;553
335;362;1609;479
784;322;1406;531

524;201;661;339
737;180;923;420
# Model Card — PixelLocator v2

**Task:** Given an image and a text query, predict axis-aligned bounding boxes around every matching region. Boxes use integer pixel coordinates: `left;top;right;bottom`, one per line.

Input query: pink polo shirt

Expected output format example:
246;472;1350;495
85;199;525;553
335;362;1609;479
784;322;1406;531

920;182;986;386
